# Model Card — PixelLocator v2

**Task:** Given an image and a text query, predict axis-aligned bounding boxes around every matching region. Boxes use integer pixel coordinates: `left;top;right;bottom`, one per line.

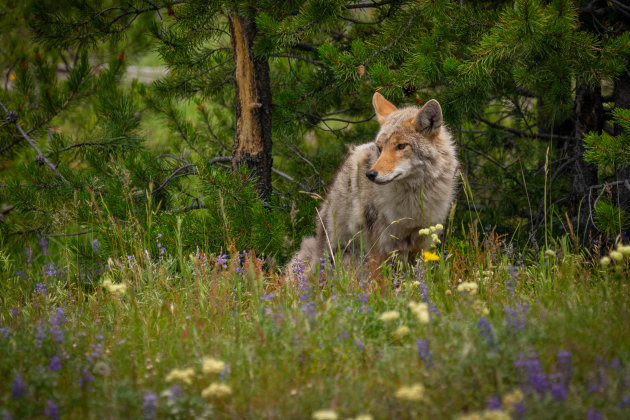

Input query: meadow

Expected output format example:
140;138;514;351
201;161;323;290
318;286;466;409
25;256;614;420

1;225;629;420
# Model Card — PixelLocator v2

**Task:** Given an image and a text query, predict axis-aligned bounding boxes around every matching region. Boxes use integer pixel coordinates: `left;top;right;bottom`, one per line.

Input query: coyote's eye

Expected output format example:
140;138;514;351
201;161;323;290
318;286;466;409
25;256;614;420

396;143;409;151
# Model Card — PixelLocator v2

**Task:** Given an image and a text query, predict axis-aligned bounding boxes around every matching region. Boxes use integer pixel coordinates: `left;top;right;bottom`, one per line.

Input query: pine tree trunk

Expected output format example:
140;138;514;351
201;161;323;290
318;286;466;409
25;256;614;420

613;53;630;216
568;83;603;238
228;14;273;199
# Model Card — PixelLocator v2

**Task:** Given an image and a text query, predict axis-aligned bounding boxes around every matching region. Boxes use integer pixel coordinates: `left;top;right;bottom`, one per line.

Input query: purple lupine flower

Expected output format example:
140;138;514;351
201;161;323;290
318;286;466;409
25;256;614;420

260;293;275;301
15;270;27;280
35;324;47;348
354;340;365;351
557;350;573;385
79;367;94;390
12;374;26;399
25;248;33;264
44;263;57;277
91;239;100;254
478;317;498;352
9;308;20;317
588;357;609;393
49;356;62;372
38;235;50;256
143;392;158;419
515;353;548;395
505;307;526;332
215;254;228;268
293;258;316;318
549;373;567;401
43;399;59;420
36;283;47;295
0;327;9;339
416;339;433;368
619;396;630;408
513;402;526;419
587;410;603;420
486;395;502;410
413;260;440;316
49;308;66;343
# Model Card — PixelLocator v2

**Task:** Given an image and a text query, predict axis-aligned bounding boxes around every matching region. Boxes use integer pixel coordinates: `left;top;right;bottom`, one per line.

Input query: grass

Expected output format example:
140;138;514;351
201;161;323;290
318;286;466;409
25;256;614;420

1;229;629;420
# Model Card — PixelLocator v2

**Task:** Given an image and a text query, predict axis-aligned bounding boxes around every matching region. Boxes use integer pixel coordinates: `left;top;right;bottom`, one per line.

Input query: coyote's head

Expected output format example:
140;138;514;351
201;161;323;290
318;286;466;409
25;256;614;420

366;92;444;185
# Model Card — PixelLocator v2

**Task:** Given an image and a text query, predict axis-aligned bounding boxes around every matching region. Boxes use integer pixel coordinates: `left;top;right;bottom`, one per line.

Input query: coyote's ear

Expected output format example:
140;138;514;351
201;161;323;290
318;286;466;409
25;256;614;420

414;99;442;138
372;92;397;124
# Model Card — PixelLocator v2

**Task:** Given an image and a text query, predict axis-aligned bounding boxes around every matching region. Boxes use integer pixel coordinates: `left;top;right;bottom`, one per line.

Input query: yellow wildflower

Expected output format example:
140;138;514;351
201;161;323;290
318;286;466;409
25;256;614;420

408;301;430;324
394;383;425;401
502;389;524;412
600;256;611;267
102;278;127;296
394;325;410;338
610;251;623;262
202;357;226;375
165;367;195;385
379;310;400;322
312;410;338;420
481;409;511;420
201;382;232;398
9;73;16;81
423;251;440;263
456;281;478;295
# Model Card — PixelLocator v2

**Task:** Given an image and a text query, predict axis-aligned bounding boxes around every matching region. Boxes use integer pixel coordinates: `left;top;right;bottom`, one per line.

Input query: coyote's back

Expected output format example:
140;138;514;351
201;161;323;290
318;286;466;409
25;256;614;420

290;92;458;275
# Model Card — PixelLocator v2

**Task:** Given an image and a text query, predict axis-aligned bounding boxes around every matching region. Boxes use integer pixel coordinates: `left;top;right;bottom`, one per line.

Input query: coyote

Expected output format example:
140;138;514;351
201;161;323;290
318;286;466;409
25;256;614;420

293;92;459;275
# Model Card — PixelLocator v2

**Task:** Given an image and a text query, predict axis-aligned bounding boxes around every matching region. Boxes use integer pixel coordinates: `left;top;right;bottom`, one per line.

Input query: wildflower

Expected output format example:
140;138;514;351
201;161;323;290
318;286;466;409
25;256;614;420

25;248;33;264
394;325;410;338
435;224;444;231
91;239;101;254
408;301;430;324
93;361;111;376
36;283;48;295
557;350;573;385
102;278;127;296
260;293;275;300
416;339;433;367
353;415;373;420
38;235;50;256
515;354;547;395
395;383;425;401
79;367;94;390
457;281;478;295
49;308;66;343
501;389;524;412
505;307;526;332
610;251;623;262
419;228;430;236
165;368;195;385
12;373;26;399
354;340;365;351
481;410;510;420
9;73;15;81
43;399;59;420
430;233;441;245
550;380;567;401
201;382;232;399
618;244;630;257
587;410;603;420
486;396;502;410
143;392;158;419
423;251;440;263
379;310;400;322
49;356;62;372
544;249;556;257
478;317;498;352
202;357;226;375
474;300;490;316
312;410;338;420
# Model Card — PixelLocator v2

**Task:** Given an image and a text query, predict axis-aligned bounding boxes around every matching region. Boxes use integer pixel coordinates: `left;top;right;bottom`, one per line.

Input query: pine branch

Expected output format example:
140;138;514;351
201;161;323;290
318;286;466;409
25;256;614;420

0;100;70;185
343;1;395;10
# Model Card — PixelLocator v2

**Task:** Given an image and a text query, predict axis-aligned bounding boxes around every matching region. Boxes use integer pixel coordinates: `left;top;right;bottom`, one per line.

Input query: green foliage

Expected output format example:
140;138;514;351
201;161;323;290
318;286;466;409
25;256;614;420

584;107;630;169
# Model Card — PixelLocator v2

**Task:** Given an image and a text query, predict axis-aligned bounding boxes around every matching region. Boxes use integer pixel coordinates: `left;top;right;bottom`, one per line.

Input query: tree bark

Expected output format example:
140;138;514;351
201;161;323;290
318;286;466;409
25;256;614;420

568;83;604;237
228;14;273;199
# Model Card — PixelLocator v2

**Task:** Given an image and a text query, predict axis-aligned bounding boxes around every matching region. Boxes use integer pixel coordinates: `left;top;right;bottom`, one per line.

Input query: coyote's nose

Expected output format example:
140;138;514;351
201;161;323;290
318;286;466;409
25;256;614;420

366;170;378;181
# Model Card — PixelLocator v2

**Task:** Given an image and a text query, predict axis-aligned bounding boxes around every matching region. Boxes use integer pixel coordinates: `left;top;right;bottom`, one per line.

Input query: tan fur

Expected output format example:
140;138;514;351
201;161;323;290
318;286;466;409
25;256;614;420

289;93;459;276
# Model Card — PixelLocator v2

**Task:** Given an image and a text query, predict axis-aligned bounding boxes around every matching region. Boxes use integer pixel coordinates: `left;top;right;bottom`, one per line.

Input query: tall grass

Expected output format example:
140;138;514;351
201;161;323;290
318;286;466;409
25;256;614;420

1;225;629;419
